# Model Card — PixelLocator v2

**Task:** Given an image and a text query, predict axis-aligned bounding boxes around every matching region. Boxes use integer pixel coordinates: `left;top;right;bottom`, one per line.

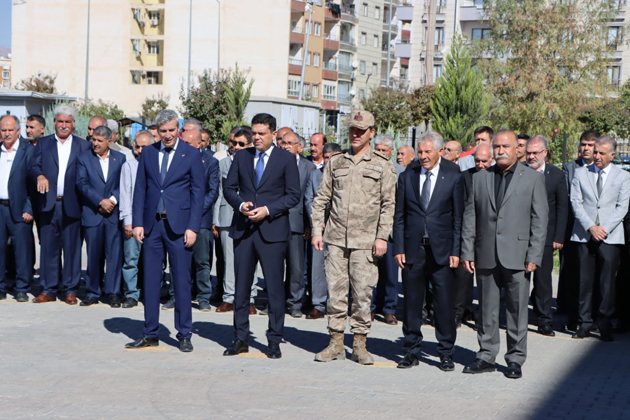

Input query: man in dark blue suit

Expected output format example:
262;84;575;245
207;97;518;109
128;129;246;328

76;126;126;308
29;105;92;304
222;113;301;359
393;132;464;371
180;128;220;312
127;110;204;353
0;115;35;302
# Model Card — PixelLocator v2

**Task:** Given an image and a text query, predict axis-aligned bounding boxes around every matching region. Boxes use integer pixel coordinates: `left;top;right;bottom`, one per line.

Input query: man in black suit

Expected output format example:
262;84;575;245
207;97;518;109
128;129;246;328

394;132;464;371
223;113;301;359
0;116;35;302
526;135;568;336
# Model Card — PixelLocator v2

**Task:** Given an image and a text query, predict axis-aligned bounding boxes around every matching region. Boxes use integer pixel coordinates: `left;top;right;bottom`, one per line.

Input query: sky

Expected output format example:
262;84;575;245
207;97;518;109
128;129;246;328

0;1;11;50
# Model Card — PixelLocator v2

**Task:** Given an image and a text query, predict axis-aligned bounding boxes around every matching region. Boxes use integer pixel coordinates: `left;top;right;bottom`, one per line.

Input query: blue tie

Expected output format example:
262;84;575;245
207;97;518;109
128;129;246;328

255;152;266;187
157;148;172;214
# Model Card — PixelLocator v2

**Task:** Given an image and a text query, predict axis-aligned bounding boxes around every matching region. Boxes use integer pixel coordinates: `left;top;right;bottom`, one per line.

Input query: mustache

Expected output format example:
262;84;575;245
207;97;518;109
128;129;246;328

496;154;509;160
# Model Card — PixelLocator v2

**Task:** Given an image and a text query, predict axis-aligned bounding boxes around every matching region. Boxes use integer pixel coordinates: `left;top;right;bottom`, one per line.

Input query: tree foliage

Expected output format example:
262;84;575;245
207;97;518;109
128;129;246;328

408;85;435;128
473;0;615;162
15;71;59;94
141;92;170;124
430;34;487;145
74;98;125;121
220;64;254;139
360;82;413;135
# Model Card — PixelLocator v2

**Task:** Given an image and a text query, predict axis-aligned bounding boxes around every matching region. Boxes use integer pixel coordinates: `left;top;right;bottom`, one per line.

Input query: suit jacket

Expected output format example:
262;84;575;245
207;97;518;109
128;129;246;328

28;134;92;218
562;158;585;242
288;156;316;234
462;167;476;204
541;164;569;246
305;167;323;222
393;159;464;266
461;162;549;270
213;155;234;228
200;150;220;230
205;147;215;158
570;163;630;245
223;146;301;243
132;140;205;235
3;141;36;223
76;149;126;227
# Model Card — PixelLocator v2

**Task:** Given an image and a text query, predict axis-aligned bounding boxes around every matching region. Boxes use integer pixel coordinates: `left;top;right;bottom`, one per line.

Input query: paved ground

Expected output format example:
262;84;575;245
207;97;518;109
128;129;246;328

1;290;629;420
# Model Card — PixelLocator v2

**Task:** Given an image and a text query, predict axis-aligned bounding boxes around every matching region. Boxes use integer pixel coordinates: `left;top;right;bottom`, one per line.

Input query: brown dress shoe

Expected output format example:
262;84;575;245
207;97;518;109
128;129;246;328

306;308;325;319
216;302;234;312
65;294;78;305
249;304;257;315
32;293;55;303
384;314;398;325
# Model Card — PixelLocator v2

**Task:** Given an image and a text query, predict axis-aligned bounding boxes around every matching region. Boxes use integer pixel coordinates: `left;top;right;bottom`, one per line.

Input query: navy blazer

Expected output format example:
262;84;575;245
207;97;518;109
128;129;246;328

288;156;316;234
200;149;220;229
132;140;205;235
223;146;300;243
393;159;464;266
28;134;92;219
3;141;36;223
76;149;126;227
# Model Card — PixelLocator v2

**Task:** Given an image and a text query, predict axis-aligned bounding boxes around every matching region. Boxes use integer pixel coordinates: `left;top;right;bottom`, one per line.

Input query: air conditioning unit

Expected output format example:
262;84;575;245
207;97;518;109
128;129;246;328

147;78;155;85
141;70;147;77
151;18;159;26
349;89;356;96
135;51;141;58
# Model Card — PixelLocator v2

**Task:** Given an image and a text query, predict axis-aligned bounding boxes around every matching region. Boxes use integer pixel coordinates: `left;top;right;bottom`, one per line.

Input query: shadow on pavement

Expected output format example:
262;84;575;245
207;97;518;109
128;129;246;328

103;317;179;348
192;320;268;353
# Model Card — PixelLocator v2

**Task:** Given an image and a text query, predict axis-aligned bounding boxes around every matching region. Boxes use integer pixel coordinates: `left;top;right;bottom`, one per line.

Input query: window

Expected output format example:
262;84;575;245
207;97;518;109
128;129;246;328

314;23;321;36
433;64;443;81
372;62;378;76
148;10;160;25
313;53;320;67
2;81;8;88
373;35;379;48
131;70;141;84
358;89;365;101
362;3;368;16
608;65;621;86
2;71;9;80
339;52;354;72
435;27;445;46
312;84;319;98
305;52;311;66
132;8;143;22
608;26;622;50
291;21;299;32
303;83;310;98
146;71;161;84
338;81;351;102
147;41;160;55
375;6;380;19
360;60;366;75
471;28;491;40
288;78;300;97
323;83;336;101
360;32;367;45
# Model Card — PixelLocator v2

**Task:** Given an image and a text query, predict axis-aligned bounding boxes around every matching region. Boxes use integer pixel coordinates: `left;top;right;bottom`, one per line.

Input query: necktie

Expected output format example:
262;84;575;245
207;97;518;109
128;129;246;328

596;170;603;225
496;171;507;210
420;171;432;210
157;148;172;214
255;152;266;187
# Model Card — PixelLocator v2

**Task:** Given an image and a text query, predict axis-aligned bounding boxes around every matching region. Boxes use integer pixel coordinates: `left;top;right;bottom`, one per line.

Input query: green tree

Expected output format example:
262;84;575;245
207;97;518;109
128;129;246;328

408;85;435;128
220;64;255;139
15;71;58;94
42;101;90;138
360;83;412;135
430;34;487;145
75;98;125;120
140;92;170;124
473;0;614;162
579;96;630;139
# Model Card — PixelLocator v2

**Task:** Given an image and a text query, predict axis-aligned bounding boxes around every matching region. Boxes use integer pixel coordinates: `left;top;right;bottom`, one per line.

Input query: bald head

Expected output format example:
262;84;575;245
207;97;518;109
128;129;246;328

397;145;415;167
88;116;107;139
474;142;494;172
276;127;293;143
182;129;202;149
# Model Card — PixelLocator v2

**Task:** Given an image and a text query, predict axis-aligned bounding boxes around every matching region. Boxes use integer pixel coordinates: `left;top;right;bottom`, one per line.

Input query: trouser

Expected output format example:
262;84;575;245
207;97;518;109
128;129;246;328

309;243;328;312
453;264;475;321
219;227;256;303
192;228;213;302
38;201;82;298
371;238;398;315
476;265;530;366
83;219;123;299
122;234;142;300
215;229;225;299
401;245;456;357
615;244;630;327
286;232;306;310
531;245;554;326
576;241;620;330
0;205;32;294
325;244;378;335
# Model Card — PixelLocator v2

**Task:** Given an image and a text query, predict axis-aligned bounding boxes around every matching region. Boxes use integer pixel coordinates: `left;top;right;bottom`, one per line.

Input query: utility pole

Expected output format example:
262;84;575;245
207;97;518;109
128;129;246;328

84;0;91;101
425;0;437;86
386;0;392;93
299;1;314;101
187;0;193;94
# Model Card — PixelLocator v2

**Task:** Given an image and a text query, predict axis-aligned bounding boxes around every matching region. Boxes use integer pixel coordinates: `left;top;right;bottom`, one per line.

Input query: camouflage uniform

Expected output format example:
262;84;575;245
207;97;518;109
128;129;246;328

311;147;397;334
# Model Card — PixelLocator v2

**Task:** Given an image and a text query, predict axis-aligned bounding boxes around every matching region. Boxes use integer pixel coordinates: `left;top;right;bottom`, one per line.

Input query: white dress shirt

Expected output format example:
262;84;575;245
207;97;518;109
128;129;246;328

254;145;274;170
56;134;73;197
591;163;609;191
0;140;19;200
419;159;440;201
159;139;179;171
98;151;117;205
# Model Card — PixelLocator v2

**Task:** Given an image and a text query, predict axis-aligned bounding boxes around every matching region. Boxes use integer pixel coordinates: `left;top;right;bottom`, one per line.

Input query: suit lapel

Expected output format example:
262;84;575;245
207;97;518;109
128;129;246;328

586;164;598;200
600;164;618;201
411;166;421;205
164;147;187;186
486;168;496;211
108;151;122;184
148;143;161;184
9;143;25;180
501;163;523;206
257;148;279;189
50;137;59;168
92;152;105;183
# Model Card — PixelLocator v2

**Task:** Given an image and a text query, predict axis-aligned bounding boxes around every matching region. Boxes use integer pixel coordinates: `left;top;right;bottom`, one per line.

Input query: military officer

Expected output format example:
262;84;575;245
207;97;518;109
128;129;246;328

311;110;397;365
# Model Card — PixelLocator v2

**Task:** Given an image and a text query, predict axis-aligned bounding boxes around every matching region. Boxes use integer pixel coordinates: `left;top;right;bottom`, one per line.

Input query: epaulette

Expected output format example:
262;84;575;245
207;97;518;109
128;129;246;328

373;150;390;160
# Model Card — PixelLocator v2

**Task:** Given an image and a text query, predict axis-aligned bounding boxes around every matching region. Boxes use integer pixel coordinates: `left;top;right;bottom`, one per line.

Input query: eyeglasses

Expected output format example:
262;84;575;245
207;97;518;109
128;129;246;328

279;141;297;147
526;150;546;157
230;140;249;147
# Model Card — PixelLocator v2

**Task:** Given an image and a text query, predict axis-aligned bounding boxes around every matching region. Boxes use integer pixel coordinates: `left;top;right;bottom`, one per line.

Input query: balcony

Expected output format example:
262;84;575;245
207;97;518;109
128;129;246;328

340;35;357;52
459;4;485;22
395;40;412;59
320;99;337;111
323;33;340;50
290;26;305;44
382;44;396;60
288;87;300;97
323;93;336;101
288;57;303;75
338;65;353;80
291;0;306;12
341;5;358;24
338;93;352;103
325;3;341;21
396;5;414;22
323;60;338;80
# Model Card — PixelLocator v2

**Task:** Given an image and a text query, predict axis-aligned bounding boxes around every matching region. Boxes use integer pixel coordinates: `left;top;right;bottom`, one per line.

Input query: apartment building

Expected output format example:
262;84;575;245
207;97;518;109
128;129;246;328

0;55;11;89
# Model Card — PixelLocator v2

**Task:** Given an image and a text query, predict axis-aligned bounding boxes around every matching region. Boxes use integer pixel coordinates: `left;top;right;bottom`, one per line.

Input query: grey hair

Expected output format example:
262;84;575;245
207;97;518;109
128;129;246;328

93;125;113;141
596;135;617;154
0;114;20;128
184;118;203;130
106;119;119;133
297;135;306;148
135;130;155;144
155;109;179;128
54;104;75;120
374;133;395;149
528;135;548;150
475;142;494;158
323;143;342;154
417;131;444;151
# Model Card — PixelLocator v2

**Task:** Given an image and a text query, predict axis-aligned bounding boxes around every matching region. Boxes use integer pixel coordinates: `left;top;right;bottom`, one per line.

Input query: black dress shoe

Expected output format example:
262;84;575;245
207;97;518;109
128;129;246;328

15;292;29;302
537;324;555;337
463;359;496;374
267;341;282;359
122;297;138;308
572;326;590;339
179;337;194;352
125;336;159;349
109;294;121;308
223;339;249;356
397;353;419;369
439;355;455;372
80;297;99;306
504;362;522;379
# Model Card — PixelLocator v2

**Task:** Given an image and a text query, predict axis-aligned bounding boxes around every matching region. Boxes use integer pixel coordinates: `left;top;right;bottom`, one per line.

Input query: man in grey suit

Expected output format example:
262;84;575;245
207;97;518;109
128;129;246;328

461;129;548;379
304;142;343;319
570;136;630;342
213;127;258;314
279;132;316;318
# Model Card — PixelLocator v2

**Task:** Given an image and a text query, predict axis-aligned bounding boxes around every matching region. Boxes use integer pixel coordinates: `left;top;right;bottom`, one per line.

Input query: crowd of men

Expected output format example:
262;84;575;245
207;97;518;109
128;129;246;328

1;104;629;380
